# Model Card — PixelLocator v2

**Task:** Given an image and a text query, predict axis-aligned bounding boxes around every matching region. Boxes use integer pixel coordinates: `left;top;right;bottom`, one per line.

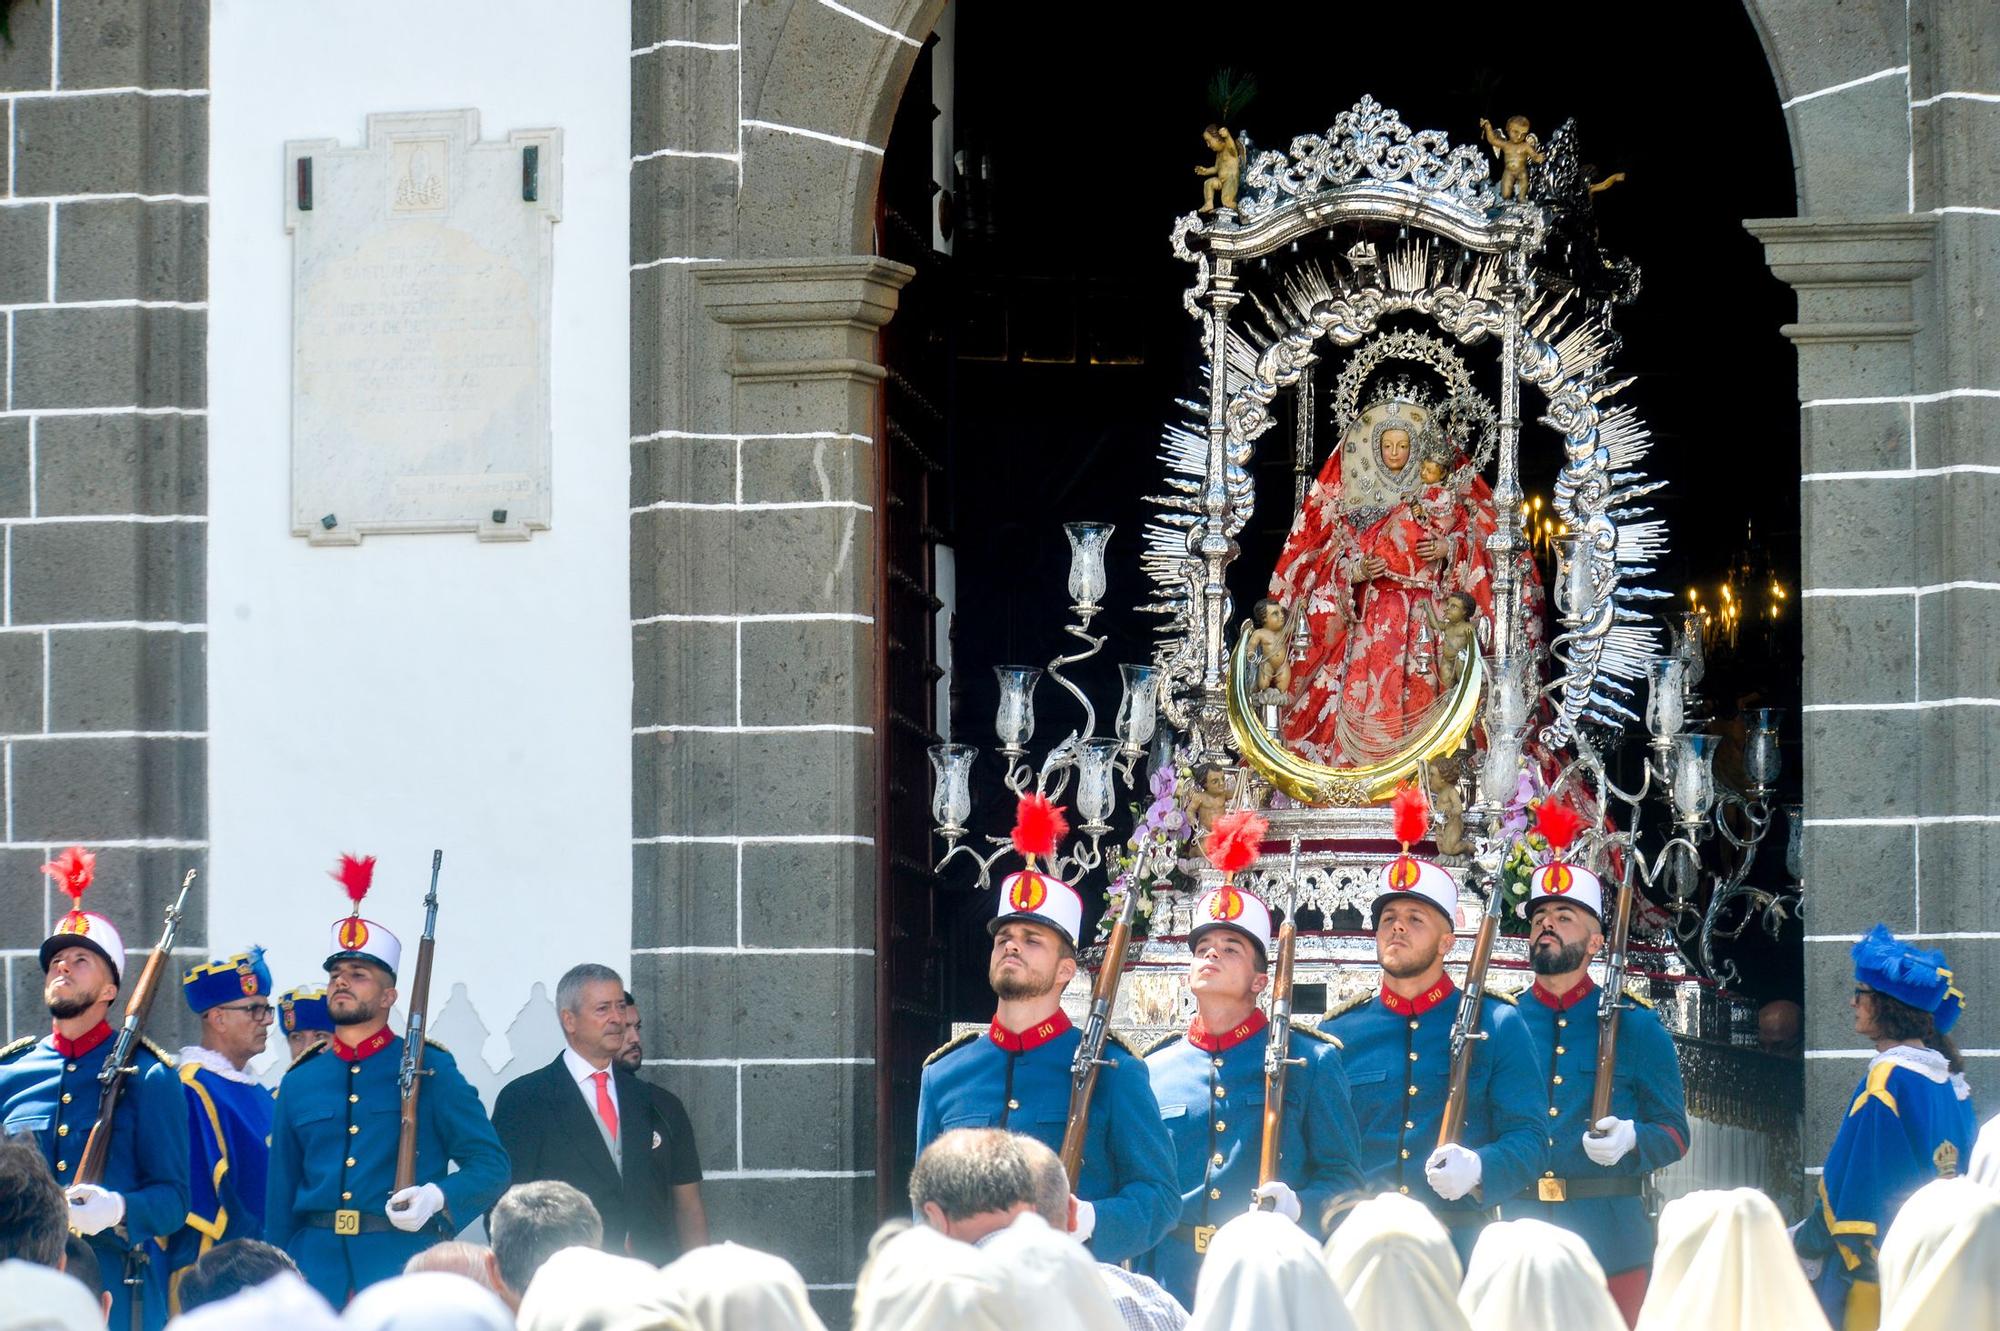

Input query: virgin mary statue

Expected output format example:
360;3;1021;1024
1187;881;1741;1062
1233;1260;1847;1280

1268;395;1511;767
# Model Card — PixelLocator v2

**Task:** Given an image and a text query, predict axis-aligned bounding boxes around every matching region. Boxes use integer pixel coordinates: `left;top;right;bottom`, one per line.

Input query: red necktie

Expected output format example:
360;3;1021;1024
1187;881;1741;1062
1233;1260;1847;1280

591;1069;619;1140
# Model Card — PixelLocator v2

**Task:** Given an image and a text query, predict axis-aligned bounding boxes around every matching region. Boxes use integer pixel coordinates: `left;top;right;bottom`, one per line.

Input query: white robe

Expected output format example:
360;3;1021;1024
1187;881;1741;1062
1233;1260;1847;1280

1188;1210;1356;1331
1970;1110;2000;1192
1458;1218;1625;1331
657;1242;825;1331
851;1225;1017;1331
1320;1193;1469;1331
1878;1177;2000;1331
1636;1187;1830;1331
517;1247;694;1331
342;1272;515;1331
981;1213;1125;1331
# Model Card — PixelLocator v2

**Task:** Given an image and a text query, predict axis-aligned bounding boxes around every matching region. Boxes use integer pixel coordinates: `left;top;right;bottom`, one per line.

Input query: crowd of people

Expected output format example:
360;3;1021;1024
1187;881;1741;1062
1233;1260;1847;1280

0;820;1991;1330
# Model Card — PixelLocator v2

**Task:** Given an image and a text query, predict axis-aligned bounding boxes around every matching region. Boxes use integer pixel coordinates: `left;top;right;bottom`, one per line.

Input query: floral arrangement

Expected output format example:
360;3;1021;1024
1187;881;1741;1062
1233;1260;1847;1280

1095;751;1201;940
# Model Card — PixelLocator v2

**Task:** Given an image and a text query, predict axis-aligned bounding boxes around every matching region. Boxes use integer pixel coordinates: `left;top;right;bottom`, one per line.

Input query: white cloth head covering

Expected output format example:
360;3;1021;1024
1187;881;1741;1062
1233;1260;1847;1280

980;1213;1124;1331
168;1272;340;1331
1321;1193;1468;1331
658;1242;826;1331
1878;1177;2000;1331
1459;1218;1624;1331
1188;1210;1355;1331
0;1259;113;1331
852;1223;1016;1331
517;1248;693;1331
1637;1188;1831;1331
342;1272;513;1331
1970;1111;2000;1192
856;1215;1024;1327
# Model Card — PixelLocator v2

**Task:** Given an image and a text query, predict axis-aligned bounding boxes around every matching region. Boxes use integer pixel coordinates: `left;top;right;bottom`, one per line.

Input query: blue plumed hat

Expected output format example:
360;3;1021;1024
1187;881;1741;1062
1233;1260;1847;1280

181;947;272;1015
1852;924;1965;1033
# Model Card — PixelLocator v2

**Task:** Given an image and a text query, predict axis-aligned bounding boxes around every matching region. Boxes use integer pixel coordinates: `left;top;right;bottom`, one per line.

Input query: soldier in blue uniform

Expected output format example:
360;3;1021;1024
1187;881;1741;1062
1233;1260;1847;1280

0;848;190;1331
169;947;282;1290
1322;847;1544;1261
1139;884;1362;1306
915;853;1179;1262
1505;852;1688;1325
1794;924;1976;1331
278;984;334;1061
265;860;510;1305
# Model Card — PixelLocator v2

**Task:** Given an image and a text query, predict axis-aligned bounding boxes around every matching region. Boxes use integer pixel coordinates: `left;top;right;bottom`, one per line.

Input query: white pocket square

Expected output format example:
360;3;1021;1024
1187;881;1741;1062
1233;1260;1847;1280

652;1131;662;1150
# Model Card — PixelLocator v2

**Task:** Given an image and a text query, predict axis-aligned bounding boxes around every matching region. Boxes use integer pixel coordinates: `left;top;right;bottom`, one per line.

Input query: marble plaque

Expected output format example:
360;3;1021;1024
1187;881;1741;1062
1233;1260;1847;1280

286;110;561;543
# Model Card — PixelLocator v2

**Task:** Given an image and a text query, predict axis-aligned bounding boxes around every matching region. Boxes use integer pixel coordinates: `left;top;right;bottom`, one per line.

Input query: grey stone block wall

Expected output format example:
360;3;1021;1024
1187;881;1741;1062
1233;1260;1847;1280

1747;0;2000;1172
0;0;209;1054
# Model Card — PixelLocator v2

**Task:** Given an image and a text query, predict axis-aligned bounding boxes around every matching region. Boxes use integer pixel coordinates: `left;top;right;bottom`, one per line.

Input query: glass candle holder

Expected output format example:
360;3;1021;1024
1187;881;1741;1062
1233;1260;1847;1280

1114;664;1159;752
1645;657;1686;740
994;666;1041;750
1076;739;1122;828
1676;609;1706;691
1670;733;1719;824
1744;708;1784;793
1552;535;1593;622
1065;522;1114;610
928;743;975;833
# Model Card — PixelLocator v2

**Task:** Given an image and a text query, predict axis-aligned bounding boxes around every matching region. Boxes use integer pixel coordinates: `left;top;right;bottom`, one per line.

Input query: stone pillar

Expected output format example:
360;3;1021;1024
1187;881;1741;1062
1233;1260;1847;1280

0;1;209;1046
629;255;909;1314
1749;0;2000;1159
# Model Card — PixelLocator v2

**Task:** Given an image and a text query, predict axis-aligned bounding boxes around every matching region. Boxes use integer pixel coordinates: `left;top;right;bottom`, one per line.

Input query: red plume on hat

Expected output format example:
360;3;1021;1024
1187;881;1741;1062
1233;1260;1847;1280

1010;795;1068;868
1391;782;1430;851
41;846;96;908
1533;800;1586;859
1203;810;1267;883
330;854;377;913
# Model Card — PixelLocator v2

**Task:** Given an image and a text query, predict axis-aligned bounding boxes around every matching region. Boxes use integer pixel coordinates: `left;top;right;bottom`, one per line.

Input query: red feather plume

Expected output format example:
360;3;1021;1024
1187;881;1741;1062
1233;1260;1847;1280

1010;795;1068;862
41;846;96;903
1534;800;1586;856
1390;783;1430;848
1204;809;1268;878
330;853;377;906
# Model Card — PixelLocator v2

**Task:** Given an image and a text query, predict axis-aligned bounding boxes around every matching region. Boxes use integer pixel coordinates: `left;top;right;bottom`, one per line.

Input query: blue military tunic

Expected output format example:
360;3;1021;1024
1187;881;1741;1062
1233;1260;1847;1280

168;1050;279;1277
265;1028;509;1305
915;1010;1179;1262
1794;1045;1976;1324
1506;978;1688;1278
1322;976;1545;1260
1137;1011;1362;1306
0;1023;191;1331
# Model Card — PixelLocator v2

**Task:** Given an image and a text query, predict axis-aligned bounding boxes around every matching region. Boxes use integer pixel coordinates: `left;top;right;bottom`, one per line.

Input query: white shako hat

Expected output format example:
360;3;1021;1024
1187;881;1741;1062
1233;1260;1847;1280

323;853;404;977
1370;783;1459;925
1525;799;1602;920
38;847;127;982
989;794;1085;949
1191;808;1273;957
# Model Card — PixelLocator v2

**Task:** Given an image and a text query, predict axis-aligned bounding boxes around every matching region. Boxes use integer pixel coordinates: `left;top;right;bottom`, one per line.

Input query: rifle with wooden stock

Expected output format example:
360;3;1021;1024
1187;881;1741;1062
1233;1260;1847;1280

1256;837;1306;1205
77;869;196;1187
76;867;194;1331
1589;860;1638;1135
391;850;443;1200
1060;881;1139;1183
1437;863;1507;1149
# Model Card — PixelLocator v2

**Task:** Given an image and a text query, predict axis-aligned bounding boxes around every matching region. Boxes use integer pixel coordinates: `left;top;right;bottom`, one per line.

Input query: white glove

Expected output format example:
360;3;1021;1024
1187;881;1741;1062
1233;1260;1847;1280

1424;1144;1483;1201
385;1182;445;1232
1251;1180;1301;1223
1071;1197;1096;1244
64;1184;125;1236
1582;1116;1637;1167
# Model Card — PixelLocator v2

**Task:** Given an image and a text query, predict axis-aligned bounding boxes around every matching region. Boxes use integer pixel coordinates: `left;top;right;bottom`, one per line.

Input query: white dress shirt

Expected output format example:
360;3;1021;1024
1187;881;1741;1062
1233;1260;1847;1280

562;1044;622;1170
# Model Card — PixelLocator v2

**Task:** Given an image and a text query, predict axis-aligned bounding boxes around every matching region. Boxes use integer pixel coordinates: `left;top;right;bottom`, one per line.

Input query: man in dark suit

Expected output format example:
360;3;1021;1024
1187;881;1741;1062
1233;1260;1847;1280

491;965;706;1263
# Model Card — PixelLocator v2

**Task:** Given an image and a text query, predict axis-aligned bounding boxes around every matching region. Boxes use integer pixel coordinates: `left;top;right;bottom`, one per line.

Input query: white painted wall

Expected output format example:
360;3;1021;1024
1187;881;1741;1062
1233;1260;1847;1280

209;0;631;1083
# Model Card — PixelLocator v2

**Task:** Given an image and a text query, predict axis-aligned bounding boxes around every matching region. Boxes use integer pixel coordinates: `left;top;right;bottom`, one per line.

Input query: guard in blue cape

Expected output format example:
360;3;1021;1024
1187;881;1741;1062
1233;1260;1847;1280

168;947;281;1287
278;984;334;1061
265;855;510;1306
0;847;190;1331
1321;787;1544;1260
1503;800;1687;1326
915;794;1179;1262
1138;809;1362;1307
1793;925;1975;1331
